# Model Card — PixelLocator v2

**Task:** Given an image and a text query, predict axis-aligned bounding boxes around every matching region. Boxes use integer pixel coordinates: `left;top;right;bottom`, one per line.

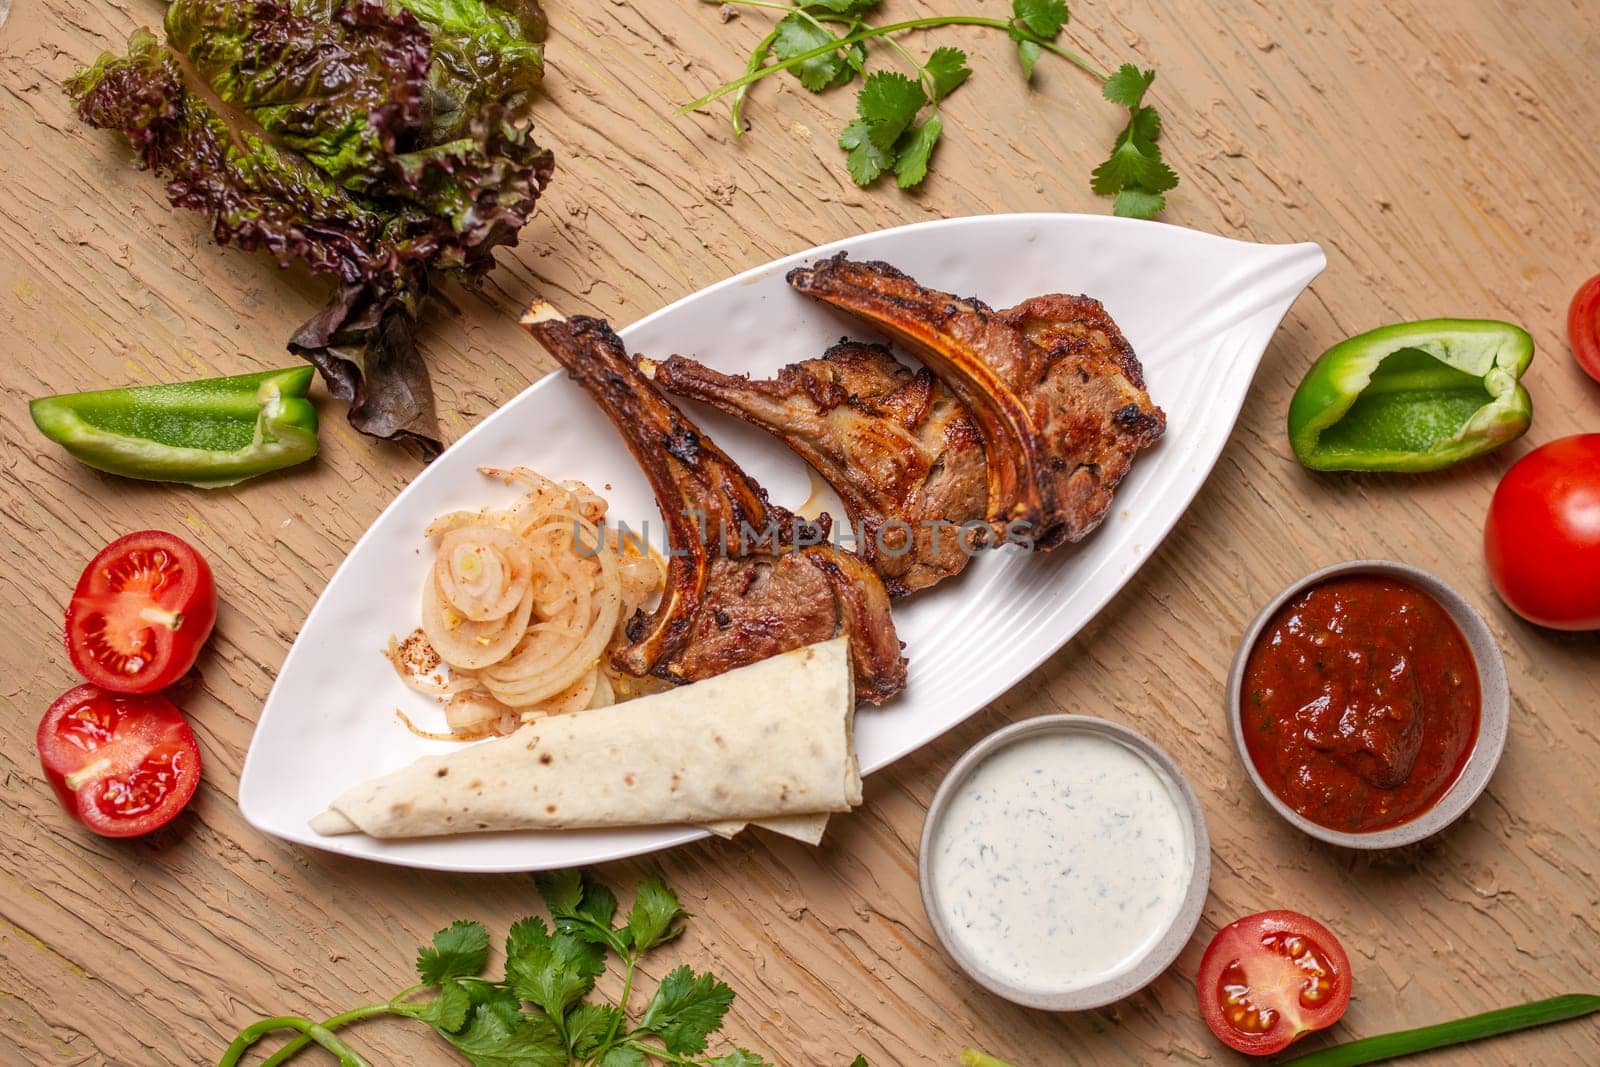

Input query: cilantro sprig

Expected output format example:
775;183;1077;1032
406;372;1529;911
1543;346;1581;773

218;872;782;1067
681;0;1179;218
1091;64;1179;217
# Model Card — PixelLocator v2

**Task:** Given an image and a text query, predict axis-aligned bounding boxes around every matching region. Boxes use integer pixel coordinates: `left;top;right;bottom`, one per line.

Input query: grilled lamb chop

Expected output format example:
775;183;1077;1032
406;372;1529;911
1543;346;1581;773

521;307;907;704
788;254;1165;550
643;341;987;597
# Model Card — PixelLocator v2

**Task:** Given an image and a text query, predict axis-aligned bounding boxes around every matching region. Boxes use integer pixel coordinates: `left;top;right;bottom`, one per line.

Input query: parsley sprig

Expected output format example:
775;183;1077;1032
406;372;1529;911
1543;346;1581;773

219;872;774;1067
681;0;1179;217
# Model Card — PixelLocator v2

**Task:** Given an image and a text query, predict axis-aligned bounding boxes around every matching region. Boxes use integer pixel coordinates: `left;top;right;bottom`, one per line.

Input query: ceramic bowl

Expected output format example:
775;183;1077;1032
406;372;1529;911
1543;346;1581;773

918;715;1210;1011
1226;559;1510;850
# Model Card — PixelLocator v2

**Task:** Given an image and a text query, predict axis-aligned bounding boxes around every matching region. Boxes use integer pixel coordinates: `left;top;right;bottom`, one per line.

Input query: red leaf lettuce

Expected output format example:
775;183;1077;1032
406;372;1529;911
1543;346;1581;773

67;0;555;453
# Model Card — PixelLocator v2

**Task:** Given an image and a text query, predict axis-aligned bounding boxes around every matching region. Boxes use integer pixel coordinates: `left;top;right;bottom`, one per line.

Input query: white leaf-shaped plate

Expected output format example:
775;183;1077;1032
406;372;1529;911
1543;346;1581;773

241;214;1324;872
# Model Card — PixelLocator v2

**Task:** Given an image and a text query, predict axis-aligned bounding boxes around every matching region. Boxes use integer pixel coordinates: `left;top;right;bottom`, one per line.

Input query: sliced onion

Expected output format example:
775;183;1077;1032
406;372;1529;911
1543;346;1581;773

434;526;531;621
398;468;665;735
421;579;532;669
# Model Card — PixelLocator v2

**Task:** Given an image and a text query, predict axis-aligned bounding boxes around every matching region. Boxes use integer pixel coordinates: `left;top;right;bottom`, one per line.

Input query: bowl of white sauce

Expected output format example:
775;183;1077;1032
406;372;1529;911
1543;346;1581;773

919;715;1210;1010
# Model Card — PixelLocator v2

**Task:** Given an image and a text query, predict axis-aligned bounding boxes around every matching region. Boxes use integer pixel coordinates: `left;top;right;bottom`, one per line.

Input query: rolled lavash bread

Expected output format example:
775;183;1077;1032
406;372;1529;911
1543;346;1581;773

703;812;830;845
311;638;859;839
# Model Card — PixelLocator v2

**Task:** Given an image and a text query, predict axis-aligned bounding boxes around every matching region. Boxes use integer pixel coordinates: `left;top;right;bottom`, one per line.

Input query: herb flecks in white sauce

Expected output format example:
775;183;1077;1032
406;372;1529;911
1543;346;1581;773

931;730;1192;994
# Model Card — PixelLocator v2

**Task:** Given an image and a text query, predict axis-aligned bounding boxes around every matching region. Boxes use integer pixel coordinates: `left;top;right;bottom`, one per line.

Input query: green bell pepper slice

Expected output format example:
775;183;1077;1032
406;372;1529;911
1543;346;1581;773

30;366;319;488
1287;318;1534;473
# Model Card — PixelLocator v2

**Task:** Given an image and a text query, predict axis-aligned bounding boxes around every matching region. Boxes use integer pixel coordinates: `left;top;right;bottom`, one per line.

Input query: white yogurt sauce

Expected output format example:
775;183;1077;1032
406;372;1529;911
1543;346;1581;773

930;729;1193;994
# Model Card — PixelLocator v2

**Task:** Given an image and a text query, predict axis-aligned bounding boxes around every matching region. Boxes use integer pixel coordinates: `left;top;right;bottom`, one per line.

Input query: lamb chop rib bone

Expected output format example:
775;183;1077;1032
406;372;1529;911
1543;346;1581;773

644;341;988;597
520;304;906;704
787;254;1166;551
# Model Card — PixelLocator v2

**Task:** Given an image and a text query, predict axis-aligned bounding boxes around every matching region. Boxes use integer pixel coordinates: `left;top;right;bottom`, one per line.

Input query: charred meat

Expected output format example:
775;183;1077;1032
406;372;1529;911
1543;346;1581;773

521;308;907;703
787;254;1165;550
644;341;988;596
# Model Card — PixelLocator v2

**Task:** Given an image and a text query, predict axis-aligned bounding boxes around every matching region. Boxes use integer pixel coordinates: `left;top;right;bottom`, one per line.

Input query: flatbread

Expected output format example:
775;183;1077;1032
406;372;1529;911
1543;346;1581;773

312;639;859;839
703;814;831;845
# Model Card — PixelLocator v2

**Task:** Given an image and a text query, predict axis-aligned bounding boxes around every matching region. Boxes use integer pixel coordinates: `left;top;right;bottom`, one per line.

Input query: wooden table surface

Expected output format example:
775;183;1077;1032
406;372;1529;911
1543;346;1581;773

3;0;1598;1063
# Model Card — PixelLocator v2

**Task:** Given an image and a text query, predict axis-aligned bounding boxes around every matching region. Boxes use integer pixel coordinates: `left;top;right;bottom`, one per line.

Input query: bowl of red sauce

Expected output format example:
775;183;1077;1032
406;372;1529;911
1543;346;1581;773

1227;560;1509;849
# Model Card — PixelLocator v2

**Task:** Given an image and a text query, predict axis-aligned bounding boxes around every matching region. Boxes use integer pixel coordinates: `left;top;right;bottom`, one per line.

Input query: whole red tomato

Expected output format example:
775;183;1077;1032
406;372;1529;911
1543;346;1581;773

1484;434;1600;630
1570;273;1600;383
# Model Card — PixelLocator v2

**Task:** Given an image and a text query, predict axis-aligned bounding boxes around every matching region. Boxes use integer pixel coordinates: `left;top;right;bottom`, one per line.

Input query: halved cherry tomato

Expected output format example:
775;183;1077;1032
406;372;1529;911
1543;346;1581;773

1197;910;1353;1057
1484;434;1600;630
65;530;216;693
1570;273;1600;384
37;684;201;837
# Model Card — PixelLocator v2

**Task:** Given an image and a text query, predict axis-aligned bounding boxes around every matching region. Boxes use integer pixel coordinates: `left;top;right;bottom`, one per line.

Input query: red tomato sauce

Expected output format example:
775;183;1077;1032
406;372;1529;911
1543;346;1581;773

1241;575;1480;833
